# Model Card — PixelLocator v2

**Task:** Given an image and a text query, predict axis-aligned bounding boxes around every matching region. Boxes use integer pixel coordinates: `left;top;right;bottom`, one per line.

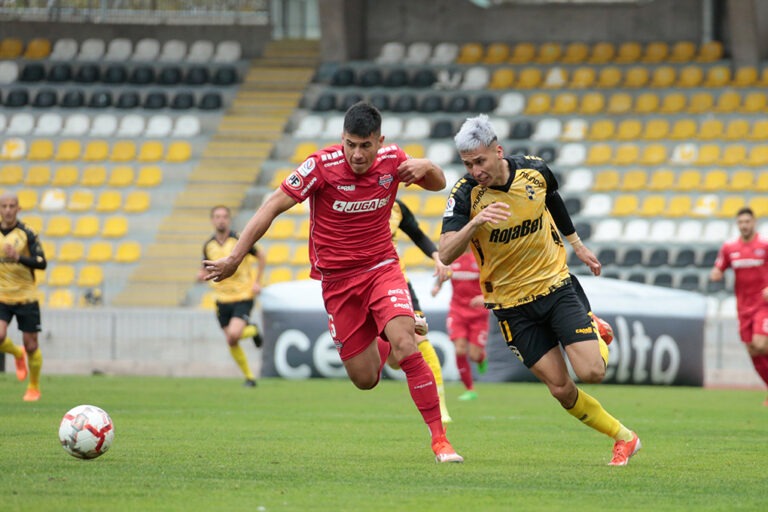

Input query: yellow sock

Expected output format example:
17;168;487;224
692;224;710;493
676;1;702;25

241;324;257;340
565;388;633;441
27;348;42;391
229;345;255;380
418;339;450;418
0;338;24;359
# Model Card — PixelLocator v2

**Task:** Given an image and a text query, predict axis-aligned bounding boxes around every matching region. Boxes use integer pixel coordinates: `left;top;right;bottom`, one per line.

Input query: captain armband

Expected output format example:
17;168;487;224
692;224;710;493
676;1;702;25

565;233;584;249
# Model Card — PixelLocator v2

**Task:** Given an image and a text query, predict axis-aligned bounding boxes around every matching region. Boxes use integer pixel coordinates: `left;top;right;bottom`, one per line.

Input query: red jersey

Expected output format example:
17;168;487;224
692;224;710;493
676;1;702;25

280;143;407;280
449;251;487;318
715;234;768;314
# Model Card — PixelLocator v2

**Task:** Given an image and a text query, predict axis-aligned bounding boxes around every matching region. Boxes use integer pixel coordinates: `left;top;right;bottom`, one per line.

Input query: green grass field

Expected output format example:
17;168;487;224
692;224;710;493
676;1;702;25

1;374;766;512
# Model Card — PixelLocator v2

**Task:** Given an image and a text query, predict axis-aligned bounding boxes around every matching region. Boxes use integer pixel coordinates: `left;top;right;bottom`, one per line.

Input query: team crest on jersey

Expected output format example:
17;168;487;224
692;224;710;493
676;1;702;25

526;184;535;200
378;174;394;189
285;172;303;190
444;197;455;217
297;158;316;177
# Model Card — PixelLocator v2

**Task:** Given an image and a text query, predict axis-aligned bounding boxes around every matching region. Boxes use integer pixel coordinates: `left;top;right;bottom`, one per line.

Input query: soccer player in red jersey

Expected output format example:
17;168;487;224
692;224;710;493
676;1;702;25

710;207;768;405
203;102;463;463
431;246;490;401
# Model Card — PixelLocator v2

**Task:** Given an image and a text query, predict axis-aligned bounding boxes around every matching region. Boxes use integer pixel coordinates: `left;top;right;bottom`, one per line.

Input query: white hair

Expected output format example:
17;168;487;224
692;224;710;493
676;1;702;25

454;114;498;153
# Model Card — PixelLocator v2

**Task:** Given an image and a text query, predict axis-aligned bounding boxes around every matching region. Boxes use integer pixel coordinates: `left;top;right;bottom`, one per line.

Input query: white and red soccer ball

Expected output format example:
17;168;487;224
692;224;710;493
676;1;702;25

58;405;114;459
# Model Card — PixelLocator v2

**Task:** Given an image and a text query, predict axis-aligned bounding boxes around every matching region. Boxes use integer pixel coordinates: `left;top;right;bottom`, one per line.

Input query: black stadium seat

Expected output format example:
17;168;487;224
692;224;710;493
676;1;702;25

410;69;436;88
60;90;85;108
653;272;674;288
339;92;363;111
313;92;336;111
103;64;128;84
574;221;592;240
474;94;497;112
368;92;390;111
198;91;223;110
706;278;726;294
700;248;718;268
392;93;417;113
446;94;471;112
116;91;140;109
597;248;617;266
330;67;355;86
508;145;530;156
47;63;72;82
627;272;647;284
88;90;113;109
185;66;210;85
74;64;101;83
672;248;696;268
647;248;670;268
158;66;183;86
679;273;701;292
212;66;238;86
511;120;533;139
357;68;383;87
19;63;45;82
537;145;557;163
419;94;444;113
32;88;58;108
564;197;582;216
130;65;156;85
622;248;643;267
171;92;195;110
143;91;168;109
430;119;454;139
383;68;408;88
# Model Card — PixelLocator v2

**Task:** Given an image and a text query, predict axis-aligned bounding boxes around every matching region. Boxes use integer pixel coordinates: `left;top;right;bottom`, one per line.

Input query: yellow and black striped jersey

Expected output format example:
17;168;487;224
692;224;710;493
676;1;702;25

202;231;259;303
0;221;46;304
441;155;570;308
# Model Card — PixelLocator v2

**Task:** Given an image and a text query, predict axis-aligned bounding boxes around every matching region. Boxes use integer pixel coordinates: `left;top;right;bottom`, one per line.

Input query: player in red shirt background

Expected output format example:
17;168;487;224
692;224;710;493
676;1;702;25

710;207;768;405
203;102;463;463
432;246;490;401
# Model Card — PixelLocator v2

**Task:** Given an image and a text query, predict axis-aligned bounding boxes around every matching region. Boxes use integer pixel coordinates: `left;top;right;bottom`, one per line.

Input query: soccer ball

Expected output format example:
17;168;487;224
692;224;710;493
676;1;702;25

58;405;115;459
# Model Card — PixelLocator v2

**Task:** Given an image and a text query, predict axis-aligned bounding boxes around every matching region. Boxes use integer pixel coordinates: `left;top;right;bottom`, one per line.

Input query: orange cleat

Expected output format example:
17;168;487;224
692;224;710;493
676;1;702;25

431;435;464;463
590;312;614;345
22;388;41;402
609;432;641;466
15;350;28;381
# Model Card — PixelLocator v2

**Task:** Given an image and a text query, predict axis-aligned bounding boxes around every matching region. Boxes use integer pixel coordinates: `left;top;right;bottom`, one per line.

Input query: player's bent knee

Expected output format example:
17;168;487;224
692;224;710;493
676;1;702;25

576;363;606;384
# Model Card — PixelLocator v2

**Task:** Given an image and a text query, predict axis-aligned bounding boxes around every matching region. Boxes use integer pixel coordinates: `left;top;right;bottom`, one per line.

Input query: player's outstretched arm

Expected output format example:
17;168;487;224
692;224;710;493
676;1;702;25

397;158;446;191
203;188;297;282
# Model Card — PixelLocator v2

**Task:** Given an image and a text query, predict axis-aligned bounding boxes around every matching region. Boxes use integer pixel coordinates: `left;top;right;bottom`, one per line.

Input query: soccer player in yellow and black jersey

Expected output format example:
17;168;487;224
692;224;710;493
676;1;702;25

439;115;640;466
388;198;453;423
199;205;266;387
0;192;46;401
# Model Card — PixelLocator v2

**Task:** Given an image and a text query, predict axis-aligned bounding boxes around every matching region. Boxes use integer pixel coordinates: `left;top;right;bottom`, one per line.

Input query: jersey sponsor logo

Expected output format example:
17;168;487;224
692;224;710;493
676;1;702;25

297;158;316;177
519;169;544;188
285;172;303;190
444;197;455;217
471;187;487;211
300;176;318;196
489;214;543;243
321;150;343;162
378;144;398;154
380;153;399;160
731;258;765;269
378;174;394;189
332;197;389;213
336;184;355;191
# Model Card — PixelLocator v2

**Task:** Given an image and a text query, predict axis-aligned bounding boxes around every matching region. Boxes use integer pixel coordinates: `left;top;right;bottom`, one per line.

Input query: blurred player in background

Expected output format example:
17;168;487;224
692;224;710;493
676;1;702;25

0;192;46;401
431;245;489;401
386;198;452;423
710;207;768;405
439;114;640;466
203;102;463;463
199;205;265;387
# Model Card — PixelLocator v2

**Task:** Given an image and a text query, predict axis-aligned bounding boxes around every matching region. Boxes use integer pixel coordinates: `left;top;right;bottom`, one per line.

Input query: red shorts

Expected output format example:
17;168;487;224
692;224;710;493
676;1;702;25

738;306;768;343
446;308;490;348
322;262;415;361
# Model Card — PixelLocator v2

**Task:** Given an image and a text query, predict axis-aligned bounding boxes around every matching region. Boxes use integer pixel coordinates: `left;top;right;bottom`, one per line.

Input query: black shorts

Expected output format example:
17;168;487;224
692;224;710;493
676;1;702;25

215;299;254;328
0;301;42;333
493;284;595;368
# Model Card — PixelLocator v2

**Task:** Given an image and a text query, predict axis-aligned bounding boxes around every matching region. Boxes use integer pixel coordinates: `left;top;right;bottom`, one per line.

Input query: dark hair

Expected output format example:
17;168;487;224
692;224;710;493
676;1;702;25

343;101;381;137
736;207;754;217
210;205;231;217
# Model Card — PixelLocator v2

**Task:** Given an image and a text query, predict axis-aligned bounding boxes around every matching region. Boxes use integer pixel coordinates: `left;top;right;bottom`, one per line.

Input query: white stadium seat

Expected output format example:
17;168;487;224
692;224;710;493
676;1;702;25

380;117;404;139
34;113;63;136
555;143;587;166
213;40;242;63
77;38;105;61
561;119;588;141
0;61;19;84
145;115;173;138
376;42;405;64
159;39;188;62
294;115;325;138
648;220;677;242
105;38;132;61
131;38;160;61
6;113;35;136
402;118;430;139
116;114;146;138
50;38;78;61
90;114;118;137
404;42;432;65
172;115;202;138
494;92;525;115
562;168;594;193
531;118;563;142
623;219;651;242
581;193;612;217
430;42;459;65
187;40;214;62
592;219;624;241
61;114;90;136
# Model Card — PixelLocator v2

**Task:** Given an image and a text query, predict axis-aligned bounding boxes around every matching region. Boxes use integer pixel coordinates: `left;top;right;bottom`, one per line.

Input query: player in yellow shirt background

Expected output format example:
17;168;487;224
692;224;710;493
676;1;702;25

199;205;266;387
0;192;46;401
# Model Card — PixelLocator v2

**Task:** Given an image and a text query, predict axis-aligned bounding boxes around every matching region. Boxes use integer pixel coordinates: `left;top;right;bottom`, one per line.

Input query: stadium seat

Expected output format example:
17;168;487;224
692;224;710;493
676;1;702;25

403;42;431;65
591;219;623;242
6;113;35;135
516;67;542;89
717;196;746;218
714;91;741;113
0;165;23;185
132;38;160;61
34;113;63;136
24;165;50;187
54;140;82;162
77;265;104;287
531;118;562;142
589;42;615;64
733;66;758;87
82;141;108;162
612;195;639;216
687;92;714;113
495;92;525;115
95;190;122;213
616;119;642;141
561;119;587;141
145;115;173;138
634;93;660;114
551;93;578;114
17;189;38;210
107;166;134;188
606;93;632;114
77;38;105;61
45;216;72;237
658;93;686;114
123;190;150;213
102;216;128;238
741;92;766;113
562;42;589;64
561;168;593;193
73;216;100;238
51;38;78;61
554;143;586;166
623;66;649;87
579;92;605;115
166;141;192;163
643;42;669;63
114;240;141;263
615;41;642;63
402;118;431;139
719;145;746;166
620;170;648;191
613;144;640;166
105;38;132;61
61;113;90;136
137;141;164;163
592;170;620;192
67;189;94;212
51;166;79;187
58;241;85;263
159;39;187;62
697;40;723;62
649;219;676;241
187;40;214;62
108;141;136;163
581;194;612;217
48;265;75;287
489;68;515;89
27;140;54;161
524;93;551;115
430;42;458;65
86;241;113;263
80;166;107;187
460;66;490;90
669;41;696;62
90;113;119;137
652;272;674;288
542;67;567;88
622;219;650;242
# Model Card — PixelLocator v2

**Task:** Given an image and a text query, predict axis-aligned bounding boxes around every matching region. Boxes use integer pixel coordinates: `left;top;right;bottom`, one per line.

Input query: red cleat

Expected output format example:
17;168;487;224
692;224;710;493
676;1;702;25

432;435;464;463
590;312;614;345
609;432;641;466
15;350;28;381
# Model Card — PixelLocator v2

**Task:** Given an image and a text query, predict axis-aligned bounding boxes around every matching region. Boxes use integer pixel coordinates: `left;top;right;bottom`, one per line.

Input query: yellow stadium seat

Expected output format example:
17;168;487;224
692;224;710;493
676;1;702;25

733;66;758;87
741;92;766;113
77;265;104;287
67;189;94;212
421;195;447;217
642;119;670;140
585;145;612;166
80;165;107;187
124;190;150;213
666;195;693;217
623;66;649;88
17;189;37;210
402;143;425;159
401;246;431;268
730;170;755;191
570;67;596;89
587;119;615;141
620;170;647;191
611;194;639;216
108;166;135;187
669;41;696;62
606;93;632;114
35;269;46;285
551;93;578;114
83;140;109;162
58;241;85;263
0;37;23;59
580;93;605;116
698;119;724;140
456;42;483;64
95;190;122;213
138;141;164;163
114;240;141;263
22;214;43;234
687;92;714;113
516;67;542;89
650;66;676;87
524;93;551;115
102;216;128;238
0;165;23;185
596;66;622;88
612;144;640;166
73;215;100;237
110;140;137;162
86;241;113;263
592;170;620;191
136;166;163;187
748;196;768;216
659;93;687;114
702;169;729;191
265;266;293;285
757;171;768;192
704;65;731;87
676;169;703;191
398;193;421;214
48;265;75;286
615;41;642;63
54;140;82;162
23;37;51;59
723;119;750;141
290;244;310;266
640;144;667;166
719;144;746;166
643;41;669;63
718;196;746;218
48;289;74;308
697;40;723;62
296;218;310;240
27;140;54;161
40;240;55;261
483;42;511;64
265;218;296;240
616;119;642;141
489;68;515;89
589;42;615;64
714;91;741;112
290;142;319;164
536;42;561;64
166;141;192;163
266;243;291;265
45;216;72;237
676;65;703;87
24;165;50;186
669;119;697;139
749;120;768;141
508;42;535;64
746;145;768;167
695;145;721;166
639;195;666;216
561;42;589;64
647;169;675;191
269;168;294;189
634;93;660;114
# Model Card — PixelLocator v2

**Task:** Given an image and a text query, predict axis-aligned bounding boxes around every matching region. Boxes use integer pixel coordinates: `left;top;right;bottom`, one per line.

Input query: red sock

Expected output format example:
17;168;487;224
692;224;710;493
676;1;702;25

374;338;391;387
399;352;443;438
456;354;473;391
750;354;768;387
